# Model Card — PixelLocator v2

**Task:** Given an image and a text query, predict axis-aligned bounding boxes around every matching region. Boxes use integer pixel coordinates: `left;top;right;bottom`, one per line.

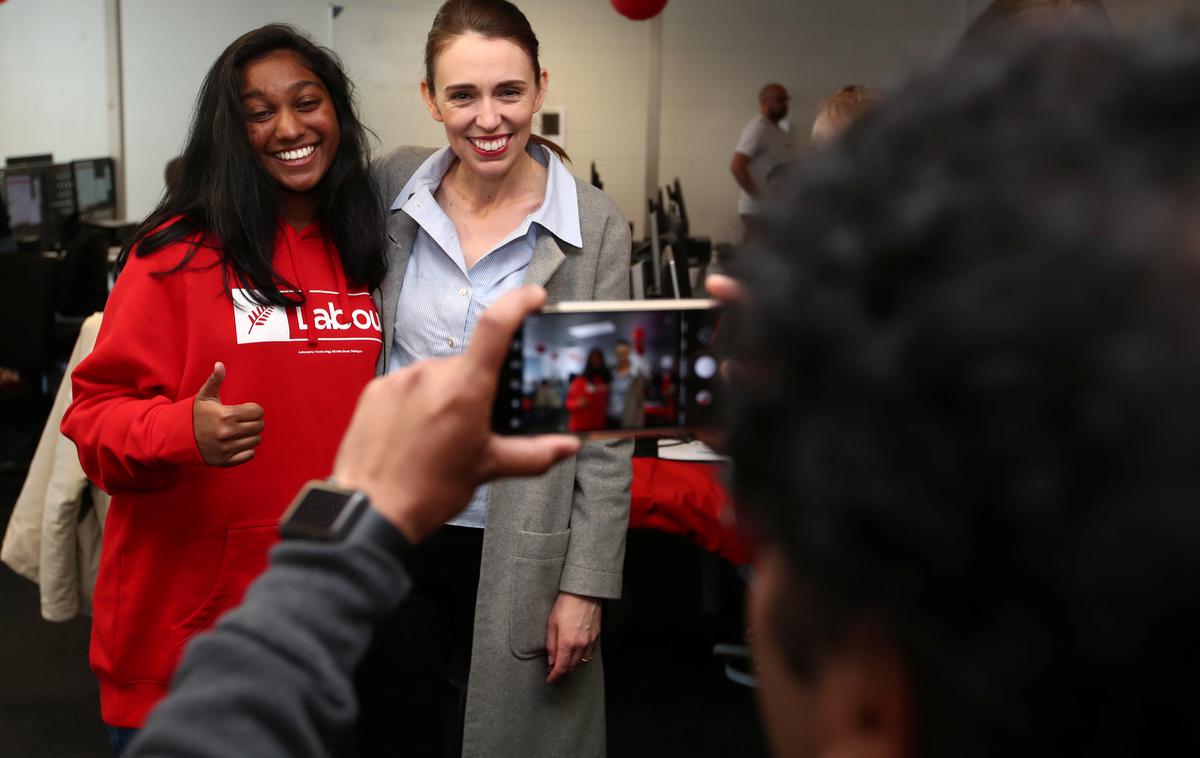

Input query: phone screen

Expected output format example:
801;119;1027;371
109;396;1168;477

493;300;722;437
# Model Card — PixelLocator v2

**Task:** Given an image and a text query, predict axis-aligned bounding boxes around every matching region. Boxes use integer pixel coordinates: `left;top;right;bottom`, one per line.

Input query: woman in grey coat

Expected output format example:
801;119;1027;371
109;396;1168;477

358;1;632;757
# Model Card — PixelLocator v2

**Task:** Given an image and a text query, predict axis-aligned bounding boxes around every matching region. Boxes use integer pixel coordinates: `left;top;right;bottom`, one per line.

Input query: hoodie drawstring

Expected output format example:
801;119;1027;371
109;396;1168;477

281;222;320;346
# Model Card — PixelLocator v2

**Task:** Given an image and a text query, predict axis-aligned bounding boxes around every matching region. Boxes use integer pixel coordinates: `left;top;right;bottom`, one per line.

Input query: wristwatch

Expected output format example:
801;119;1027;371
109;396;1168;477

279;480;413;562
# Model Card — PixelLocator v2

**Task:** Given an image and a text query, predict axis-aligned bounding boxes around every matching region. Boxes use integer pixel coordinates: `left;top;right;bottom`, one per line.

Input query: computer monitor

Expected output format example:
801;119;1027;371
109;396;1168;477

4;170;44;234
72;158;116;220
3;163;82;250
41;163;78;249
6;153;53;168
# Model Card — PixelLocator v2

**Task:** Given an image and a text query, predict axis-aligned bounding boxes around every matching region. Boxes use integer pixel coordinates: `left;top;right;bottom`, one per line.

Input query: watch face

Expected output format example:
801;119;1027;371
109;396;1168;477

281;484;353;540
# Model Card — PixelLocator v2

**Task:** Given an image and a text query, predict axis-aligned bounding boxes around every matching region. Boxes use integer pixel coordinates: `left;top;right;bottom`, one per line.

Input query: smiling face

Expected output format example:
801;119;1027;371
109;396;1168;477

421;33;547;181
241;50;340;197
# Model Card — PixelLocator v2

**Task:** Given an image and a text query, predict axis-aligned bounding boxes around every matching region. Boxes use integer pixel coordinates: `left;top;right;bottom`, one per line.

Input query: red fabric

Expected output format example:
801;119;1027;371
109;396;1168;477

629;458;752;565
61;222;381;726
565;375;608;432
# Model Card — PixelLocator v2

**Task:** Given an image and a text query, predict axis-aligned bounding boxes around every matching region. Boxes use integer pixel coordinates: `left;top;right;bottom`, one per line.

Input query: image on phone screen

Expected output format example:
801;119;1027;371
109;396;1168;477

493;300;722;437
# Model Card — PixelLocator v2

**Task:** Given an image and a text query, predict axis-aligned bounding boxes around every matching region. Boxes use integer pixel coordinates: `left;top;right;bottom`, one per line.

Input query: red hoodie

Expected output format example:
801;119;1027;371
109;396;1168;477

61;221;381;727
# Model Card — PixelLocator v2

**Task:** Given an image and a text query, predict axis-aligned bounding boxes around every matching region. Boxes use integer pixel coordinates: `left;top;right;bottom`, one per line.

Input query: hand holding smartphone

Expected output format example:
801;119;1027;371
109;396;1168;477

492;299;722;438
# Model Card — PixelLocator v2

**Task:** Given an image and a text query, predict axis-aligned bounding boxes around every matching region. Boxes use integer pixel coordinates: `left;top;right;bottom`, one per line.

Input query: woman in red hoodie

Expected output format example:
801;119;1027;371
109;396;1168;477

61;24;384;755
565;349;610;433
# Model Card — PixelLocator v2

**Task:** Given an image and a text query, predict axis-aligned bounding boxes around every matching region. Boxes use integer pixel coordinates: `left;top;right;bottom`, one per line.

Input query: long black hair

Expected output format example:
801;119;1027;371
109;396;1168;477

120;24;385;306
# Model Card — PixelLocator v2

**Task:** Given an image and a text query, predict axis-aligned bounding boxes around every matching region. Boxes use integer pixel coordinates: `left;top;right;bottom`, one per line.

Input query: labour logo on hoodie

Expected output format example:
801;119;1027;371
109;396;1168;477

232;289;382;345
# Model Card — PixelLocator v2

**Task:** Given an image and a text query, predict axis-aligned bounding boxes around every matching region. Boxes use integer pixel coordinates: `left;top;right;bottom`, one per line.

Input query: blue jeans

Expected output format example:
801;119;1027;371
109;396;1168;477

106;725;139;757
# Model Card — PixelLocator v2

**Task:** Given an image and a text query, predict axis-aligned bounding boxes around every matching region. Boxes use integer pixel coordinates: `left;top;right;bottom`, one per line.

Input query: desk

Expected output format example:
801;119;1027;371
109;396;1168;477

629;457;751;565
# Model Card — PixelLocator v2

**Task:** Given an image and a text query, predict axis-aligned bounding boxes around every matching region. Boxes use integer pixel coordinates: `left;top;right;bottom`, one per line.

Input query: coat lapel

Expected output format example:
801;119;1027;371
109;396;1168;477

523;233;567;293
375;209;418;373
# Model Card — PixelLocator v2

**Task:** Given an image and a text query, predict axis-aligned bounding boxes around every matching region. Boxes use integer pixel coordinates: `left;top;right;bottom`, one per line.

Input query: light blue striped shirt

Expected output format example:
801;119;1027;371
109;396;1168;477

388;144;582;528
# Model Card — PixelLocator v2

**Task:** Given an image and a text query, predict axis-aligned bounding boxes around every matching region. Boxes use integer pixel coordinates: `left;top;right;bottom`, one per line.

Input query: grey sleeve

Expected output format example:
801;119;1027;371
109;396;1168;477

127;539;411;758
559;204;635;599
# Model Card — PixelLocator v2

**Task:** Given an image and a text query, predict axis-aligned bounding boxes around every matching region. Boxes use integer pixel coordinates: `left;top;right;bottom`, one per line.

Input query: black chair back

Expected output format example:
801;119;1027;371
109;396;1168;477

57;228;110;316
0;254;59;370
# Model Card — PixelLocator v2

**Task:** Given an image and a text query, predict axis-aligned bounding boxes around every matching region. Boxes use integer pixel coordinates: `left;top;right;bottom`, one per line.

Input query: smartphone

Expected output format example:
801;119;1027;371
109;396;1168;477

493;299;722;437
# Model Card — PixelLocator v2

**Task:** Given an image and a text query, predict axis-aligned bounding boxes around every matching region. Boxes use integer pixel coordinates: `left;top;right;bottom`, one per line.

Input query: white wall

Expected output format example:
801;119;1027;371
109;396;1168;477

119;0;333;220
330;0;447;155
4;0;1199;239
657;0;971;244
334;0;973;243
0;0;111;164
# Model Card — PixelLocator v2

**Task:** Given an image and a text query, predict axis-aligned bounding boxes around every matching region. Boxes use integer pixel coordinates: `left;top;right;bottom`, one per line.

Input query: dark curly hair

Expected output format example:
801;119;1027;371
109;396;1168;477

728;21;1200;758
120;24;385;306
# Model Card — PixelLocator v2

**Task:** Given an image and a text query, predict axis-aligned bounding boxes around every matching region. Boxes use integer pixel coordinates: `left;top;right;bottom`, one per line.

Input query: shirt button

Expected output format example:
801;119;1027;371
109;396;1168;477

459;288;468;297
447;338;455;347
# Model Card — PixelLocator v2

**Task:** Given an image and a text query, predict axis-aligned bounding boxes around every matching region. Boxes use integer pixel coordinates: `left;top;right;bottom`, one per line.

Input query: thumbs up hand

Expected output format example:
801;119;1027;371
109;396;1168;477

193;362;266;467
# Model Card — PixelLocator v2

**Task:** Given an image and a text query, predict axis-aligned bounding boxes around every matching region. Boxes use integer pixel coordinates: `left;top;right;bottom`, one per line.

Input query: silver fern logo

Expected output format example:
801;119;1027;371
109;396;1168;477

246;305;275;334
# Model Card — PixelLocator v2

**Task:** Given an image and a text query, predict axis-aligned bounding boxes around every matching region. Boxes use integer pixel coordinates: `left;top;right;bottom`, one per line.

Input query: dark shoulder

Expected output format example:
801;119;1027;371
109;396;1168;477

371;146;439;207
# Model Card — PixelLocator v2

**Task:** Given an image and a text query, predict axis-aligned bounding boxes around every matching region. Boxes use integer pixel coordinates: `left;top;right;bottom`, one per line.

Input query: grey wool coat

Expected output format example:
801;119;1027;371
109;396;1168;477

372;146;634;758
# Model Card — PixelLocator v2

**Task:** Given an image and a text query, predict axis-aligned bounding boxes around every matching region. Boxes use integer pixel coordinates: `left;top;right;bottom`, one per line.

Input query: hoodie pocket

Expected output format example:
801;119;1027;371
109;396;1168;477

171;520;278;647
508;529;571;659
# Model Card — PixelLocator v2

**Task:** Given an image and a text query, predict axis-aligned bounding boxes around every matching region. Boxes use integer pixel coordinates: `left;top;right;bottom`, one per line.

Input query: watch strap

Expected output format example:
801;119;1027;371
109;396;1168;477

340;500;415;565
281;480;414;563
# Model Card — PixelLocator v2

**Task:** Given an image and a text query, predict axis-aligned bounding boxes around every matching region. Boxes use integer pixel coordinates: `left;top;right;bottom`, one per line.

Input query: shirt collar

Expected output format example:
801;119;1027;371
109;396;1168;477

390;144;582;248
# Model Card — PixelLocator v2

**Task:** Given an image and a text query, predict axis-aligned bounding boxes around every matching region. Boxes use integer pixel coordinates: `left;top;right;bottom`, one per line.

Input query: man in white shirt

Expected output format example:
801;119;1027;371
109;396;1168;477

730;82;794;241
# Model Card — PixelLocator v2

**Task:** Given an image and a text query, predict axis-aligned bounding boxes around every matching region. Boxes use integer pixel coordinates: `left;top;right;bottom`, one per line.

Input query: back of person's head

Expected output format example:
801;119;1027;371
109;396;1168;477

163;156;184;197
728;21;1200;758
810;85;882;146
126;23;383;306
965;0;1110;40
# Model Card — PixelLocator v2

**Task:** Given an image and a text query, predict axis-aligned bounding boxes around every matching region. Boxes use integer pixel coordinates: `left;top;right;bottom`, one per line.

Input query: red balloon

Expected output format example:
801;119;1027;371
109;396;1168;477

611;0;668;21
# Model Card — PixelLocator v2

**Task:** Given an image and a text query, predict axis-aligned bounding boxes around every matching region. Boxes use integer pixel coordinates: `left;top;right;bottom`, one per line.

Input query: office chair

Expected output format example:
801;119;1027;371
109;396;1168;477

0;254;60;405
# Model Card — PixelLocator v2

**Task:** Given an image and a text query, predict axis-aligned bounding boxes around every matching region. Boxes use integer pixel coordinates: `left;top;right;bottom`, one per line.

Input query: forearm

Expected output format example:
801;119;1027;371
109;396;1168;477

128;539;411;758
731;162;758;197
61;252;201;491
64;392;198;492
554;205;634;598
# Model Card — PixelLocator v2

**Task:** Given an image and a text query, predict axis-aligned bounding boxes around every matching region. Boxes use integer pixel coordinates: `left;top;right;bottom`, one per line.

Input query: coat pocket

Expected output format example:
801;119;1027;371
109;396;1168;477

171;520;278;648
508;529;571;659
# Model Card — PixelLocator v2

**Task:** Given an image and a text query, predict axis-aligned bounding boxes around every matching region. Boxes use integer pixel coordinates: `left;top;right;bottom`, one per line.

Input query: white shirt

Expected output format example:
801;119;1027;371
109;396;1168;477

734;115;795;216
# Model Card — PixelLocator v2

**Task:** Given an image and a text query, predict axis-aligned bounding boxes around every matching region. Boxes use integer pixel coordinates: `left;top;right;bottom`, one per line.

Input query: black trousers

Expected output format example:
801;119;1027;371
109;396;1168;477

355;525;484;758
